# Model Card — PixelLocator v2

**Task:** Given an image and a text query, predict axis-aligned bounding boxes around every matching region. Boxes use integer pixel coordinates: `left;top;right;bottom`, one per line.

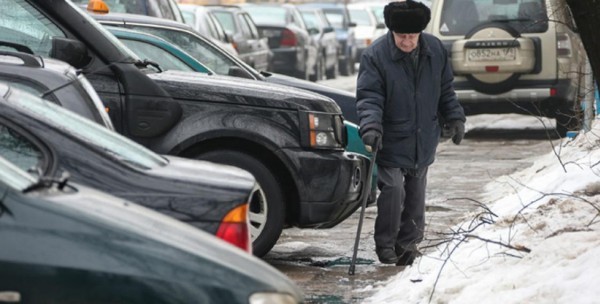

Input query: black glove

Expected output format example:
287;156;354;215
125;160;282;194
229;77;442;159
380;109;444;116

361;129;382;151
446;120;465;145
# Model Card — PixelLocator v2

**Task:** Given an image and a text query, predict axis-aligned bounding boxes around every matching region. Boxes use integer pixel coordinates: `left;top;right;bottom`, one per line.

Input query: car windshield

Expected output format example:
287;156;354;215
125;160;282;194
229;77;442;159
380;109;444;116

322;10;344;29
123;25;248;76
0;156;36;191
243;6;286;25
8;89;168;170
349;9;372;26
119;38;195;72
439;0;548;36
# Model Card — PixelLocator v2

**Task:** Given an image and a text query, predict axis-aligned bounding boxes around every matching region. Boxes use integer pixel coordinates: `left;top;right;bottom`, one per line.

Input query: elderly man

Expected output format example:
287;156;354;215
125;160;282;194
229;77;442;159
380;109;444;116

356;0;466;265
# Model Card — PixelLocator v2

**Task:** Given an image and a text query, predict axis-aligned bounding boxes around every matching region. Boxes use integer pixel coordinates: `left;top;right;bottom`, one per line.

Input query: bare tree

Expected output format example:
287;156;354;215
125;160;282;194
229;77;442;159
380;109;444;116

566;0;600;88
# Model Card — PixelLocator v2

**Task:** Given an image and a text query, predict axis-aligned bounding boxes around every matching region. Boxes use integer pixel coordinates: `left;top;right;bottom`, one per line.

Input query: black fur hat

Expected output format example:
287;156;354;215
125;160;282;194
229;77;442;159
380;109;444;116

384;0;431;33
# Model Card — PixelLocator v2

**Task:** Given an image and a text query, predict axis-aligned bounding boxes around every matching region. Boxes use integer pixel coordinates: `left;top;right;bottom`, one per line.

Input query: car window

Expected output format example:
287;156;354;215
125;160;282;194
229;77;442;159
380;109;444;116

181;9;196;26
212;11;236;34
349;9;372;26
322;10;345;29
0;0;66;56
126;25;236;75
77;75;115;130
244;6;287;26
292;9;306;29
0;77;57;103
7;89;168;170
0;123;45;175
119;38;194;72
439;0;548;36
301;11;319;31
238;13;253;38
241;14;259;39
152;0;175;21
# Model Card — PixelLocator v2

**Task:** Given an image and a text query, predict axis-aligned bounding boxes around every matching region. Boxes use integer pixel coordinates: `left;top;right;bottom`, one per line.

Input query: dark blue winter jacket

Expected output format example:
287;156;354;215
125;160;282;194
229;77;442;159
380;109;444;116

356;31;465;169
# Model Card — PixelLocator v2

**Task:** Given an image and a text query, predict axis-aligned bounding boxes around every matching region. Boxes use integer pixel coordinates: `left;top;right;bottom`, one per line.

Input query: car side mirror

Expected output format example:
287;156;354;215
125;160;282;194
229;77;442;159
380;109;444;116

348;21;357;28
323;26;335;33
376;23;386;30
228;66;254;79
308;28;319;35
50;37;91;69
223;32;233;44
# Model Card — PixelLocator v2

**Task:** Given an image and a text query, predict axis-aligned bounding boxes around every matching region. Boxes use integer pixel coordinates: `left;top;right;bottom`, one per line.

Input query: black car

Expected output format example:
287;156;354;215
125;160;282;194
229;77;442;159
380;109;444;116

0;154;303;303
298;2;358;76
93;12;360;124
298;7;340;81
0;50;114;130
0;83;256;252
242;3;318;81
205;5;271;72
2;0;367;257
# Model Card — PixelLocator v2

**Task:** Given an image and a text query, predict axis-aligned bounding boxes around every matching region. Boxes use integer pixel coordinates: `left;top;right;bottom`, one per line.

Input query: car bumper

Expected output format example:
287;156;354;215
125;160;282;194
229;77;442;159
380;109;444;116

269;48;303;74
454;79;576;116
277;148;369;228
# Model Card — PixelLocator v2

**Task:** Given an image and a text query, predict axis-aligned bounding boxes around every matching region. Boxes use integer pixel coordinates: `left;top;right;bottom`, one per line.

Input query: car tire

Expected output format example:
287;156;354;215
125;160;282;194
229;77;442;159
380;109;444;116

197;150;285;257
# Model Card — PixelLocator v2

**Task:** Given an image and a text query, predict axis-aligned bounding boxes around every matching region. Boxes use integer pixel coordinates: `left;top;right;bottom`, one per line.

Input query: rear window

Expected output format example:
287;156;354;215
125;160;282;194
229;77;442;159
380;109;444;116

439;0;548;36
244;7;287;26
349;9;372;26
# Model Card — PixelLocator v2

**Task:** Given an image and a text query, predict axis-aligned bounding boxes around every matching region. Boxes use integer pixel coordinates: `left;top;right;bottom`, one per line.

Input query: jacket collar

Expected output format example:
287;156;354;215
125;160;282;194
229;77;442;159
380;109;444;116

387;31;433;62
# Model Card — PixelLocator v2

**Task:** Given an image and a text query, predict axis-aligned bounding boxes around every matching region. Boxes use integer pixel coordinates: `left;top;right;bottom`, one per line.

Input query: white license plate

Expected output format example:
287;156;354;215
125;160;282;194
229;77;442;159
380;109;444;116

467;48;517;61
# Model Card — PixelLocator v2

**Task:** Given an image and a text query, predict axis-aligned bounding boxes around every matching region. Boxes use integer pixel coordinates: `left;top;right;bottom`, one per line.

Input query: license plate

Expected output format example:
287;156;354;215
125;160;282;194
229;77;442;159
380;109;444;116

467;48;516;61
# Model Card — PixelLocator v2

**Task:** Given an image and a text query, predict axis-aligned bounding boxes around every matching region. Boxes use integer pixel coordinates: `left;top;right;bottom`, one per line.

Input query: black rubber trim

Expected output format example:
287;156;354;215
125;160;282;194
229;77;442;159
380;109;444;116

0;50;41;68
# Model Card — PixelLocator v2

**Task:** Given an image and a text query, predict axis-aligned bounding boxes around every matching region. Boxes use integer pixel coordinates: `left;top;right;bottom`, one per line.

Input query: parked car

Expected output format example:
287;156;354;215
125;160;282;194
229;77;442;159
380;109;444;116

179;3;238;56
0;50;114;130
71;0;185;23
4;0;368;257
0;80;256;252
347;2;386;62
242;3;318;81
427;0;591;135
107;25;378;204
93;12;361;124
205;5;270;72
298;7;339;80
0;151;303;302
298;2;357;76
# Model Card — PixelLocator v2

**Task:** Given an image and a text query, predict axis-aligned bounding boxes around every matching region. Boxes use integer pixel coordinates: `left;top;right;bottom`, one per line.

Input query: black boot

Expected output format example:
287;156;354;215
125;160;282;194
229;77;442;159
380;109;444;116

395;244;422;266
376;247;399;264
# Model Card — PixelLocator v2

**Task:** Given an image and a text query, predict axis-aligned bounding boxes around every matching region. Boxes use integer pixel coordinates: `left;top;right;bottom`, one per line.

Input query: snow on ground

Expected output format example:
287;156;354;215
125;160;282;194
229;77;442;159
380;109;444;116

364;118;600;304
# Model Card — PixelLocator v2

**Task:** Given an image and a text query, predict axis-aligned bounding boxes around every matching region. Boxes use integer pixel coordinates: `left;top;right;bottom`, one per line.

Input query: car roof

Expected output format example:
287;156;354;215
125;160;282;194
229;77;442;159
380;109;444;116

91;12;193;31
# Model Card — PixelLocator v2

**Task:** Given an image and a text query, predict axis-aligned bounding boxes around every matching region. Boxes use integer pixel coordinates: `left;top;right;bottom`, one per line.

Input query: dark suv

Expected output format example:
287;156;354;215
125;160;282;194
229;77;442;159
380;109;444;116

1;0;369;257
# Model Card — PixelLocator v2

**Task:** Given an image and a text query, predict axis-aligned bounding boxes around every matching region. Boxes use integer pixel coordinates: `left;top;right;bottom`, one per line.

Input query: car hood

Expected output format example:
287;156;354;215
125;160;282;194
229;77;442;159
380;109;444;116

149;155;255;191
148;70;341;114
32;184;302;299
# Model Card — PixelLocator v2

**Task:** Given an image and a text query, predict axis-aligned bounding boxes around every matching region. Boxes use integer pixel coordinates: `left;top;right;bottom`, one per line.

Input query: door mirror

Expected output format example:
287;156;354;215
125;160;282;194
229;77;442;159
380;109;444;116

228;66;254;79
49;37;91;69
376;23;386;30
347;21;357;28
323;26;335;33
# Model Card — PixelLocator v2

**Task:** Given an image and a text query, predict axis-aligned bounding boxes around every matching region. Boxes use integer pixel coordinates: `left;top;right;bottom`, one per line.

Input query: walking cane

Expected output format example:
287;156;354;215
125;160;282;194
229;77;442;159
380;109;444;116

348;136;380;275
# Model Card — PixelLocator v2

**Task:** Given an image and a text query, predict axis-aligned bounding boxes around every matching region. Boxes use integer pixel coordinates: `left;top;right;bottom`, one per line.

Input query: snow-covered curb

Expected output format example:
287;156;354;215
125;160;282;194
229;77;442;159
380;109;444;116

364;125;600;304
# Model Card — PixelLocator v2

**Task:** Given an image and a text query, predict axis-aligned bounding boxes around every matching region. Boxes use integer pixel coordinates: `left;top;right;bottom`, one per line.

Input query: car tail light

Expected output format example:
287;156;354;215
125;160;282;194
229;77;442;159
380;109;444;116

556;33;572;57
216;203;251;253
280;29;297;47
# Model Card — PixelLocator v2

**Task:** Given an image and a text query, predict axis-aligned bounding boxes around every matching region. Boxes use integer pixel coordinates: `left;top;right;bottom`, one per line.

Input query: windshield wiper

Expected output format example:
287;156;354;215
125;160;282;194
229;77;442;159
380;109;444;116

22;171;70;194
134;59;162;72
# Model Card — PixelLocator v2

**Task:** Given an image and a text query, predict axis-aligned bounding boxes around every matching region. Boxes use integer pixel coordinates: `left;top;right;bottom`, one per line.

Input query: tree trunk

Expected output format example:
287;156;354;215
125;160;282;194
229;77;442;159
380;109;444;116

566;0;600;88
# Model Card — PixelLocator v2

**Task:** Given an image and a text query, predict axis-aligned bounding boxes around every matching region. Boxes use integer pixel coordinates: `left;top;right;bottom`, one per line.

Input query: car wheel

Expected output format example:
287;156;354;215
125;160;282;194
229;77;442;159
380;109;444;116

452;22;537;94
197;150;285;257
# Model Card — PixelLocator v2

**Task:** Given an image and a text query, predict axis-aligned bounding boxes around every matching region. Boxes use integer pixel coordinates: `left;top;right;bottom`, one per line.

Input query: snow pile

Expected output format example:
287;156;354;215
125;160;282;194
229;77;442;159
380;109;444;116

364;124;600;304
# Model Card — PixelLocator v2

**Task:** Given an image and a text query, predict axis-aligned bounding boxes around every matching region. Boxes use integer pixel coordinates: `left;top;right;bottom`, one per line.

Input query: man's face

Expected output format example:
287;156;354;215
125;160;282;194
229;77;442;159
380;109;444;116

393;32;420;53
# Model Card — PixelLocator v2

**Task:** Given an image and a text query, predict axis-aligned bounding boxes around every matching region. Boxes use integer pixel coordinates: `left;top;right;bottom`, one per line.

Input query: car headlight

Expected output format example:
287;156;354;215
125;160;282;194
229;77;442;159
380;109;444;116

300;111;346;150
249;292;298;304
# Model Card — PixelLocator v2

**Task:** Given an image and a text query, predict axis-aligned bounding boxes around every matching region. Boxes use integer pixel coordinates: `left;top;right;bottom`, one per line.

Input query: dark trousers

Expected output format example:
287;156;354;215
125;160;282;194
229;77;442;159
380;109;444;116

374;166;428;251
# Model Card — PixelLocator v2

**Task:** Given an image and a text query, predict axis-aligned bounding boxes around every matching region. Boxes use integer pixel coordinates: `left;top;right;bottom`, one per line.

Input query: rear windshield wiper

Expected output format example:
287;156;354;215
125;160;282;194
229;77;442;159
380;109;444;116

22;172;70;194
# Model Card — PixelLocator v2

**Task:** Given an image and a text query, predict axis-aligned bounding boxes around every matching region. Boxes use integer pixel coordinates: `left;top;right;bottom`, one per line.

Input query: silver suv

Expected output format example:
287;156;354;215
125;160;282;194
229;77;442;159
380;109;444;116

427;0;592;135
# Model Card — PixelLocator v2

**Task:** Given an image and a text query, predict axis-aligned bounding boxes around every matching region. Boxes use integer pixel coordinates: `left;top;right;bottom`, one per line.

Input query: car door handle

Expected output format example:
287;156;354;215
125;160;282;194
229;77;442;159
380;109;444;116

0;291;20;303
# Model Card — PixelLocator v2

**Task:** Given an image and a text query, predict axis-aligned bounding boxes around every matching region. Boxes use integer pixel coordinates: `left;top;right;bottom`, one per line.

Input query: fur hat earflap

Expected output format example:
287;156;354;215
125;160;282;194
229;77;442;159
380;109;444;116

384;0;431;33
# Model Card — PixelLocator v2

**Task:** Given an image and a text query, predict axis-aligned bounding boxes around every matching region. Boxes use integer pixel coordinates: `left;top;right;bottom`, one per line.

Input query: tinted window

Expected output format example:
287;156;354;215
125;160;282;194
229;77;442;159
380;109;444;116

0;123;44;174
120;38;194;72
439;0;548;36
